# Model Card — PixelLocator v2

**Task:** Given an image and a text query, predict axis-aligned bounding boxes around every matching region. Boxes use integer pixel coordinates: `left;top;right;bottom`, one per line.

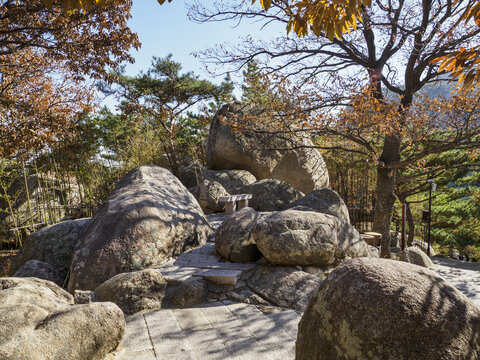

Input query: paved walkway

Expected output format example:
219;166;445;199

432;256;480;305
120;301;301;360
119;252;480;360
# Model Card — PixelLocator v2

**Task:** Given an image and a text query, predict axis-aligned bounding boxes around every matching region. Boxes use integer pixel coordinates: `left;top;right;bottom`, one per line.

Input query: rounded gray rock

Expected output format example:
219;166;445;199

0;277;125;360
9;218;90;280
13;260;63;286
179;158;257;193
215;207;262;262
296;257;480;360
251;210;371;266
398;246;434;268
283;188;350;224
239;179;304;211
190;180;229;214
93;268;167;315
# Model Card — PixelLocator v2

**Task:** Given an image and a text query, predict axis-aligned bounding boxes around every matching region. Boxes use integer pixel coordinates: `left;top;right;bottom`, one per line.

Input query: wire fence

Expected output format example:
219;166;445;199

0;163;94;250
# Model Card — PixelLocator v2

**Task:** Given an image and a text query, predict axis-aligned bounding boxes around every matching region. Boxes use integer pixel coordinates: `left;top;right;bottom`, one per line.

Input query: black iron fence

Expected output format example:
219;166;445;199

329;163;377;233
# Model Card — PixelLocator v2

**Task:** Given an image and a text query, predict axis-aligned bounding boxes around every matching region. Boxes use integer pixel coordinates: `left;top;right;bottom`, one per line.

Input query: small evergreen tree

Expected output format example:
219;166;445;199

99;54;234;174
241;60;272;105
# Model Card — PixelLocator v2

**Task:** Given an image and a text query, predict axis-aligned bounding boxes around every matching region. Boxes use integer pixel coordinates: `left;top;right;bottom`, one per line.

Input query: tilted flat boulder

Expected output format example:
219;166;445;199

239;179;304;212
296;258;480;360
283;188;350;224
68;166;212;292
162;277;208;309
215;207;262;263
9;218;90;281
94;269;167;315
206;102;329;194
0;277;124;360
251;210;371;266
245;266;323;312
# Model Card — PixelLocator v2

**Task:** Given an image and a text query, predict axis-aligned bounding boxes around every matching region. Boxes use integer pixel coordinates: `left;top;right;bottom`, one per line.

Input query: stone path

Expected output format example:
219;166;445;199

155;243;257;295
120;301;301;360
119;230;480;360
432;256;480;305
119;215;302;360
155;214;256;289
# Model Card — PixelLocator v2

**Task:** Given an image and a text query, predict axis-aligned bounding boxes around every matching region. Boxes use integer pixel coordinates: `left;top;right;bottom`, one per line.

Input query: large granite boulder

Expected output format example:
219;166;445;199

206;102;329;194
189;180;229;214
251;210;371;266
398;246;435;268
179;159;257;193
0;277;124;360
94;269;167;315
284;188;350;224
239;179;304;211
296;258;480;360
215;207;262;262
13;260;63;286
68;166;212;292
244;266;323;312
9;218;90;280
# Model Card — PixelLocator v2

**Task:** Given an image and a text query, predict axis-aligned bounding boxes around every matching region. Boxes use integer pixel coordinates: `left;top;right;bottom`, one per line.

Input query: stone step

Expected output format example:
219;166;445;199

199;269;243;286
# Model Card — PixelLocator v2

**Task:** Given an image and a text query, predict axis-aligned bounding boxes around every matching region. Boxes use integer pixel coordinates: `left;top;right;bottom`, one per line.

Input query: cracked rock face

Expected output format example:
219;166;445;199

68;166;212;292
296;258;480;360
0;277;125;360
9;218;90;281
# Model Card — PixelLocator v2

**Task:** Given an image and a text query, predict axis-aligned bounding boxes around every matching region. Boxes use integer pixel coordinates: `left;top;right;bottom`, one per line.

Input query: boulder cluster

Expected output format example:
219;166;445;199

2;101;480;359
215;207;370;266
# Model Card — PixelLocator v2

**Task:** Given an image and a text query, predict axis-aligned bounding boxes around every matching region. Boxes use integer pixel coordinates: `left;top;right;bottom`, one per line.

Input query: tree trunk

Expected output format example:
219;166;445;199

373;135;401;258
406;204;415;246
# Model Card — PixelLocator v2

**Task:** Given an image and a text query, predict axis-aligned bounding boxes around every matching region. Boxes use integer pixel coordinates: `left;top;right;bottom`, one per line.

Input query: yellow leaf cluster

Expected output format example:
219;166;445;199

253;0;368;39
434;46;480;90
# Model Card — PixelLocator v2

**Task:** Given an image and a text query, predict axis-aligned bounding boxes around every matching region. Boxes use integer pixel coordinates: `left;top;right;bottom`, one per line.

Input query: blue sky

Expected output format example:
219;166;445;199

101;0;283;108
127;1;283;81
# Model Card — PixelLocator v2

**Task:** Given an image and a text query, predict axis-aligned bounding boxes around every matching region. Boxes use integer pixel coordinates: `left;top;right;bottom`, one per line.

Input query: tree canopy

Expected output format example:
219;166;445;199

0;0;140;157
99;55;234;173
